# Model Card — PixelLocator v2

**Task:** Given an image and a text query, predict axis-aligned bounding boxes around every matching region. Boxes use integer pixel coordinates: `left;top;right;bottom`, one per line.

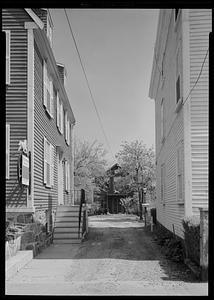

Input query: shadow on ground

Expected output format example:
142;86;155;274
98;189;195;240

35;224;198;283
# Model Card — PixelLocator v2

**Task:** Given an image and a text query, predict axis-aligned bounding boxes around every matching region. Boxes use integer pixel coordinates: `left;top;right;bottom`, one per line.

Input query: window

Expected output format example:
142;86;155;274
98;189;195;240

47;14;53;47
160;98;165;142
175;46;182;104
65;111;68;142
4;30;10;84
161;163;165;204
6;124;10;179
177;145;183;201
44;137;54;188
43;60;54;118
64;160;70;192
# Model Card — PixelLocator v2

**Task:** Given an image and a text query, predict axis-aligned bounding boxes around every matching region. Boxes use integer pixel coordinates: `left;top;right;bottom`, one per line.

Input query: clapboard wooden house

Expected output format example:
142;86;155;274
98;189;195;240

4;8;76;231
149;9;211;238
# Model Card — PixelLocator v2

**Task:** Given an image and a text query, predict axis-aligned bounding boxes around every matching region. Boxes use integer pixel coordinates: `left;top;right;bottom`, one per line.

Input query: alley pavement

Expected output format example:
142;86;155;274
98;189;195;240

6;214;208;296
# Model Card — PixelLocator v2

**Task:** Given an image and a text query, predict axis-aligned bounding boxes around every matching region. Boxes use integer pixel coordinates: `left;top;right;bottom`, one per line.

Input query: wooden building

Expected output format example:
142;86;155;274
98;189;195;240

4;8;75;230
149;9;210;238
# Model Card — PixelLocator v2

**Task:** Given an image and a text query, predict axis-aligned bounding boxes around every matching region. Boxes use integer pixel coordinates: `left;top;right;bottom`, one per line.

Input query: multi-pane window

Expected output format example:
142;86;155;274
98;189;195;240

177;145;183;201
161;163;165;203
4;30;10;84
176;46;182;104
43;60;54;117
44;137;54;188
160;98;165;141
6;124;10;179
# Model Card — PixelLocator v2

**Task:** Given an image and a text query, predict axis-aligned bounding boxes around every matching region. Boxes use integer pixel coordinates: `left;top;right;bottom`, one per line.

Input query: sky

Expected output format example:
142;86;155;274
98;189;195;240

50;9;159;166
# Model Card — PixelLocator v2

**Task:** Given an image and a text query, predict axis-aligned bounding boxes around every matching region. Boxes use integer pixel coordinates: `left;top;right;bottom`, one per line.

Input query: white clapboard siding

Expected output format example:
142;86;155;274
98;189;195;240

189;9;211;212
3;8;32;206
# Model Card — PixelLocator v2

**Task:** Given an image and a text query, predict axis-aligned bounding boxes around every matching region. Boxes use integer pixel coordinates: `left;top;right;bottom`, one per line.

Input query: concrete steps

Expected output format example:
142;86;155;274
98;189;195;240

53;205;83;244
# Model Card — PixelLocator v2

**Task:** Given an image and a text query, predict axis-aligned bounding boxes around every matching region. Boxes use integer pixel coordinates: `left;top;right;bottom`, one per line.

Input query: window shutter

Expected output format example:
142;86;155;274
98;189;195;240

61;103;64;134
68;162;70;192
43;61;47;108
67;120;70;145
65;111;68;142
6;124;10;179
50;80;54;117
56;93;60;128
50;144;54;187
65;160;68;191
5;31;10;85
43;137;47;184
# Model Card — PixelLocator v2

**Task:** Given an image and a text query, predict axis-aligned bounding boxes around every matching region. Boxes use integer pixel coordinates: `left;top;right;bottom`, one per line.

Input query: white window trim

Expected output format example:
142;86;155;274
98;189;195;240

56;92;60;129
44;137;54;188
160;98;165;143
65;161;70;193
6;124;10;179
65;111;68;143
43;60;54;119
160;163;165;204
175;45;183;113
176;143;184;203
60;103;64;135
4;30;10;85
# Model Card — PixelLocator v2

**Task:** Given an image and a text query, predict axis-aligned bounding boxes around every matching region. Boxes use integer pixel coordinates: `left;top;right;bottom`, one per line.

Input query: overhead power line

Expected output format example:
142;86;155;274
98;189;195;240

155;47;209;161
63;8;115;161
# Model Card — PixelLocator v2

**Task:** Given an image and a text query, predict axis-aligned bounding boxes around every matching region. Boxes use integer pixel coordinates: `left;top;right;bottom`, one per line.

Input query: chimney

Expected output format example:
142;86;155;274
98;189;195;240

57;63;67;86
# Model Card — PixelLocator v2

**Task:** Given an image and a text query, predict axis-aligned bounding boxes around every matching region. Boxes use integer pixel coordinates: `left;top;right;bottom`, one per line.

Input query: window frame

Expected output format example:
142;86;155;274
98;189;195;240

175;44;183;112
6;124;10;179
160;163;165;204
176;143;183;202
44;137;54;188
160;98;165;143
43;60;54;118
65;160;70;193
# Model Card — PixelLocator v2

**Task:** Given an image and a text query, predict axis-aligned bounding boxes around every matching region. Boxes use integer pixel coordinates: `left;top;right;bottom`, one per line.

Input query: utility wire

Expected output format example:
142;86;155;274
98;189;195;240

155;47;209;161
182;47;209;107
63;8;115;161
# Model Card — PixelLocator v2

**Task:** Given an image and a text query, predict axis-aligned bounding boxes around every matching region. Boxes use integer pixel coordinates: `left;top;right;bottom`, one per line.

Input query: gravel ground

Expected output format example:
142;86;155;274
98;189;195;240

6;214;208;295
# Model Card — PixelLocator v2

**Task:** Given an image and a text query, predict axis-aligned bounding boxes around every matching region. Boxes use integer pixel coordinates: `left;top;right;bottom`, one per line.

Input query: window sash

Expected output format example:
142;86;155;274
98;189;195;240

6;124;10;179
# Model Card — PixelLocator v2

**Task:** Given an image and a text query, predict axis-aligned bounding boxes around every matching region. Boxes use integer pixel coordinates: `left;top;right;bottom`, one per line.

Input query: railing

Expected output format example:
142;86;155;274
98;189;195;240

78;189;86;238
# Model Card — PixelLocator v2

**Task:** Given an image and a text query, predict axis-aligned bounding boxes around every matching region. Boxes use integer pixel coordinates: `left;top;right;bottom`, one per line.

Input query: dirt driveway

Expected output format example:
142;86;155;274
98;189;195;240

6;214;208;295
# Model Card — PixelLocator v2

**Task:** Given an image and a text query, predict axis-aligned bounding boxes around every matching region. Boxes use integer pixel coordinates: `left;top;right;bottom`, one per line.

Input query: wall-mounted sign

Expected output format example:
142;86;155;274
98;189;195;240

22;154;29;186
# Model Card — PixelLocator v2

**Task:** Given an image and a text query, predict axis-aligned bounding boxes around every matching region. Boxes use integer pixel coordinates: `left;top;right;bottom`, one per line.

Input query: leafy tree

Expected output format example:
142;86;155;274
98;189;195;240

120;197;133;214
74;138;108;193
115;140;155;219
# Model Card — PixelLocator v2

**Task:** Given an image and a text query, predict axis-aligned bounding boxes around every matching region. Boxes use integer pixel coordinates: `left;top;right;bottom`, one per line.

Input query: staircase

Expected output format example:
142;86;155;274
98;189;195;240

53;205;83;244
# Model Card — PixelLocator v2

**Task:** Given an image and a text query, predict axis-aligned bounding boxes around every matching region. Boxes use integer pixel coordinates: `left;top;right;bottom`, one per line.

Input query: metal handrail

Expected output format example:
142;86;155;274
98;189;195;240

78;189;85;238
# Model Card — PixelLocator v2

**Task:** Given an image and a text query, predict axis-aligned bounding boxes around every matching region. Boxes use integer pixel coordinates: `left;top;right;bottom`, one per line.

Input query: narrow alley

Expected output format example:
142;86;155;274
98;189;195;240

6;215;208;296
